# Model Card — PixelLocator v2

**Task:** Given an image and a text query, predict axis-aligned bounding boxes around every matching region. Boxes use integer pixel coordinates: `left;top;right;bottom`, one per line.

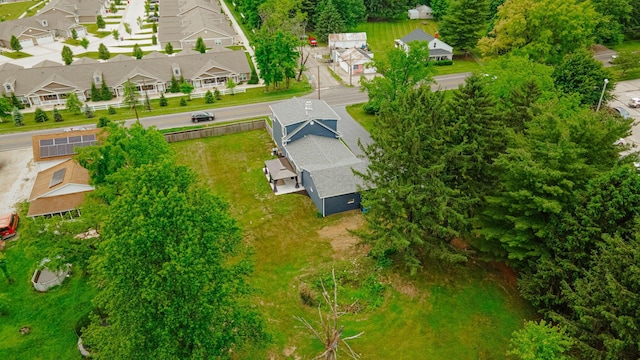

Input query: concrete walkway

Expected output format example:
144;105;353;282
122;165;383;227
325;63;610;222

219;0;260;81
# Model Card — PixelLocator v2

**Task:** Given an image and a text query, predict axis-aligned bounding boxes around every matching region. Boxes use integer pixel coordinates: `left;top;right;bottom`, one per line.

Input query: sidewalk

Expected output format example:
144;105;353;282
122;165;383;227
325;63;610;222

219;0;260;81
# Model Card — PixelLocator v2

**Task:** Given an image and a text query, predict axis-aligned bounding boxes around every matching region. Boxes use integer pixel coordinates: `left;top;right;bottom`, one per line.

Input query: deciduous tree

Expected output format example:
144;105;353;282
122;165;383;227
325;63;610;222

122;80;140;109
360;41;435;114
10;35;22;52
165;42;174;54
132;43;143;59
507;320;573;360
61;45;74;65
552;49;614;107
80;37;89;49
65;92;83;114
478;0;598;65
96;15;106;29
0;98;10;122
612;50;640;75
98;43;111;60
83;148;264;358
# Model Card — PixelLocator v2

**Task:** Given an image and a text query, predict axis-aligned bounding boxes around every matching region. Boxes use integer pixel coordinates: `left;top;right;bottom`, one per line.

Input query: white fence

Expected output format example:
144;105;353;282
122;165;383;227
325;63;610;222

190;87;247;99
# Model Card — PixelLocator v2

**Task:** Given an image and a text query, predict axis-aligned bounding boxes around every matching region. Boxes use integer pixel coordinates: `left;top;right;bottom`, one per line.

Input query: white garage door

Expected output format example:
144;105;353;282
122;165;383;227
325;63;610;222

75;28;87;38
19;38;34;48
37;35;54;45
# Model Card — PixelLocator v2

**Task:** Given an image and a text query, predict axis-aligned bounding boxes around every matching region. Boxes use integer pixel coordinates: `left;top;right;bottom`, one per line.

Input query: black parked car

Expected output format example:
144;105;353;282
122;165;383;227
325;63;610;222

191;111;215;123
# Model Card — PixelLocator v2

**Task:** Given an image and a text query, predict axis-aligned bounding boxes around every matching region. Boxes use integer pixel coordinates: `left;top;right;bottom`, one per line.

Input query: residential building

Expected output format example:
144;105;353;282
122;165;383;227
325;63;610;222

395;28;453;61
1;50;251;107
0;14;87;49
408;5;433;19
328;32;367;50
331;47;375;77
39;0;108;23
267;98;368;217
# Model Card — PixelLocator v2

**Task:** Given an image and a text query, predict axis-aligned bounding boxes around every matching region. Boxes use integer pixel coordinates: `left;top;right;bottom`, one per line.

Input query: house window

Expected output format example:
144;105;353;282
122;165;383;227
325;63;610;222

214;39;222;45
240;73;247;80
95;76;101;83
174;69;180;75
347;199;355;204
353;64;359;70
4;84;11;92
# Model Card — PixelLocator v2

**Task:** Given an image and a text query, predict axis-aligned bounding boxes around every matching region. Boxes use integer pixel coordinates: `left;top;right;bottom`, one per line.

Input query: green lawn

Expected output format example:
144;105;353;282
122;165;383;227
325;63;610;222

0;51;32;60
0;81;311;135
351;20;481;75
82;24;111;38
0;222;97;359
0;0;40;21
172;130;534;359
610;40;640;52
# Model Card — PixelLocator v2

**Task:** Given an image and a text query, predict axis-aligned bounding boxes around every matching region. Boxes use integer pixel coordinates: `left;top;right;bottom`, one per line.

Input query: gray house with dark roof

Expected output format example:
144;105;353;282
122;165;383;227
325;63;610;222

268;98;368;216
395;28;453;61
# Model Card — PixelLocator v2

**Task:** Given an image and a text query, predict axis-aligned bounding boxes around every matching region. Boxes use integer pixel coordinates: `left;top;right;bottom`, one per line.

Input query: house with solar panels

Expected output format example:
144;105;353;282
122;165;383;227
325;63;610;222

27;128;100;217
266;98;368;217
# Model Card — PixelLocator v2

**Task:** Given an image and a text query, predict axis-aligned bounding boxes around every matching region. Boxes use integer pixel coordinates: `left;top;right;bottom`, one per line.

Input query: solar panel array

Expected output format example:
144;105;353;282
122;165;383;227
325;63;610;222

39;134;97;159
49;168;66;188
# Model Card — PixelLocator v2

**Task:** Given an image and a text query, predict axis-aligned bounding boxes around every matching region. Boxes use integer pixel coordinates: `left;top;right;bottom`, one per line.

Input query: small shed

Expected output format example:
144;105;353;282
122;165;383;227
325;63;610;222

408;5;433;19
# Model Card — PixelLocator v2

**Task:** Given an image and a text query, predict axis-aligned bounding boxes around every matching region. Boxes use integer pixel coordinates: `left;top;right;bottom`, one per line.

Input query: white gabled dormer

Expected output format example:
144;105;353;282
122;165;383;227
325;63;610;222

4;77;16;93
172;63;181;77
38;19;49;27
93;70;102;84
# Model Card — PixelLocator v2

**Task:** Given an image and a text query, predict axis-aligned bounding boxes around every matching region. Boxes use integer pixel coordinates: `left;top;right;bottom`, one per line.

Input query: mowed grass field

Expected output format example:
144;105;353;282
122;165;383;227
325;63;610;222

351;20;481;76
173;129;534;359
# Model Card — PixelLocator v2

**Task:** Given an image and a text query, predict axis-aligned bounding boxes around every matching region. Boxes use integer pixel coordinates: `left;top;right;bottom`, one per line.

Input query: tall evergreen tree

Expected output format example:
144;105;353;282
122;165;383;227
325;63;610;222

357;86;468;273
314;0;345;42
442;74;505;236
194;37;207;53
439;0;488;56
96;15;106;29
65;93;83;114
165;42;174;55
12;106;23;126
91;82;100;102
10;35;22;52
53;106;63;122
100;75;113;101
34;107;49;123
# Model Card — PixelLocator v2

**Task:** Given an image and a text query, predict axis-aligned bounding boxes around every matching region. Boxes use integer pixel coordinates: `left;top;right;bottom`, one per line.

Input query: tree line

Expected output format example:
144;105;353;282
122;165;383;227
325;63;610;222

356;2;640;356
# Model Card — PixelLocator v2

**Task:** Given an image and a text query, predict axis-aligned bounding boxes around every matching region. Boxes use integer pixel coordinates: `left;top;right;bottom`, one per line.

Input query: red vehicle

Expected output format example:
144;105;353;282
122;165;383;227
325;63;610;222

309;36;318;47
0;213;19;240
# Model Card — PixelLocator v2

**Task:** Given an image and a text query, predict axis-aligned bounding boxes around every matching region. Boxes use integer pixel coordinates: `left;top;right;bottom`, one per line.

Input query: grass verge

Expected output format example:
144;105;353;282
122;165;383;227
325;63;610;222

0;51;32;59
0;81;311;135
0;0;39;21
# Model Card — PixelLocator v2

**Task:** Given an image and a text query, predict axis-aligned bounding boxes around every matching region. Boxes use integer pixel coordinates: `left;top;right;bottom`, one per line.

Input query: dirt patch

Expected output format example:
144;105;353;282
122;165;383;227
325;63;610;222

385;272;420;299
487;262;519;290
317;212;367;260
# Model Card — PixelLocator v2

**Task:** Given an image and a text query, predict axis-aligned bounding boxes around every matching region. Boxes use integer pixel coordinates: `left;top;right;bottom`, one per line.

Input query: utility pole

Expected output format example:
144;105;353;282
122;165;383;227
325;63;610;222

349;52;352;86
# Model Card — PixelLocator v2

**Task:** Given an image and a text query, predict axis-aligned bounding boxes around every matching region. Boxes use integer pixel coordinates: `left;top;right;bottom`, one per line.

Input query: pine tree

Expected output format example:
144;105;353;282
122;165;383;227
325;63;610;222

204;90;214;104
12;107;23;126
10;35;22;52
169;75;180;93
101;75;113;101
71;28;78;40
195;37;207;53
91;82;101;102
179;97;187;106
53;106;64;122
34;107;49;123
357;86;468;273
159;93;168;106
165;42;174;55
314;0;345;42
84;104;95;118
132;43;143;59
439;0;488;56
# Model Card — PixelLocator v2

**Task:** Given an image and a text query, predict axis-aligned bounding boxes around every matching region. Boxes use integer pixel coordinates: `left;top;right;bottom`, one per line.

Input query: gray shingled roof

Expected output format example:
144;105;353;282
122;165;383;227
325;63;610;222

429;48;453;56
400;28;435;43
0;51;250;97
286;135;367;198
270;97;340;127
158;0;233;47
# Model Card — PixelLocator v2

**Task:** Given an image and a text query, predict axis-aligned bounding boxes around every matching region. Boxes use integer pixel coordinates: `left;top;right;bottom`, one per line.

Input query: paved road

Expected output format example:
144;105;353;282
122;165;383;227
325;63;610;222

0;73;471;152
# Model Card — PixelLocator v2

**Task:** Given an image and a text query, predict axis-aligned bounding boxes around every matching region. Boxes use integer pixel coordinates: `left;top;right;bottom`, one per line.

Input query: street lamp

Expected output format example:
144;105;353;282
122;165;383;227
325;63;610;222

596;78;609;112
